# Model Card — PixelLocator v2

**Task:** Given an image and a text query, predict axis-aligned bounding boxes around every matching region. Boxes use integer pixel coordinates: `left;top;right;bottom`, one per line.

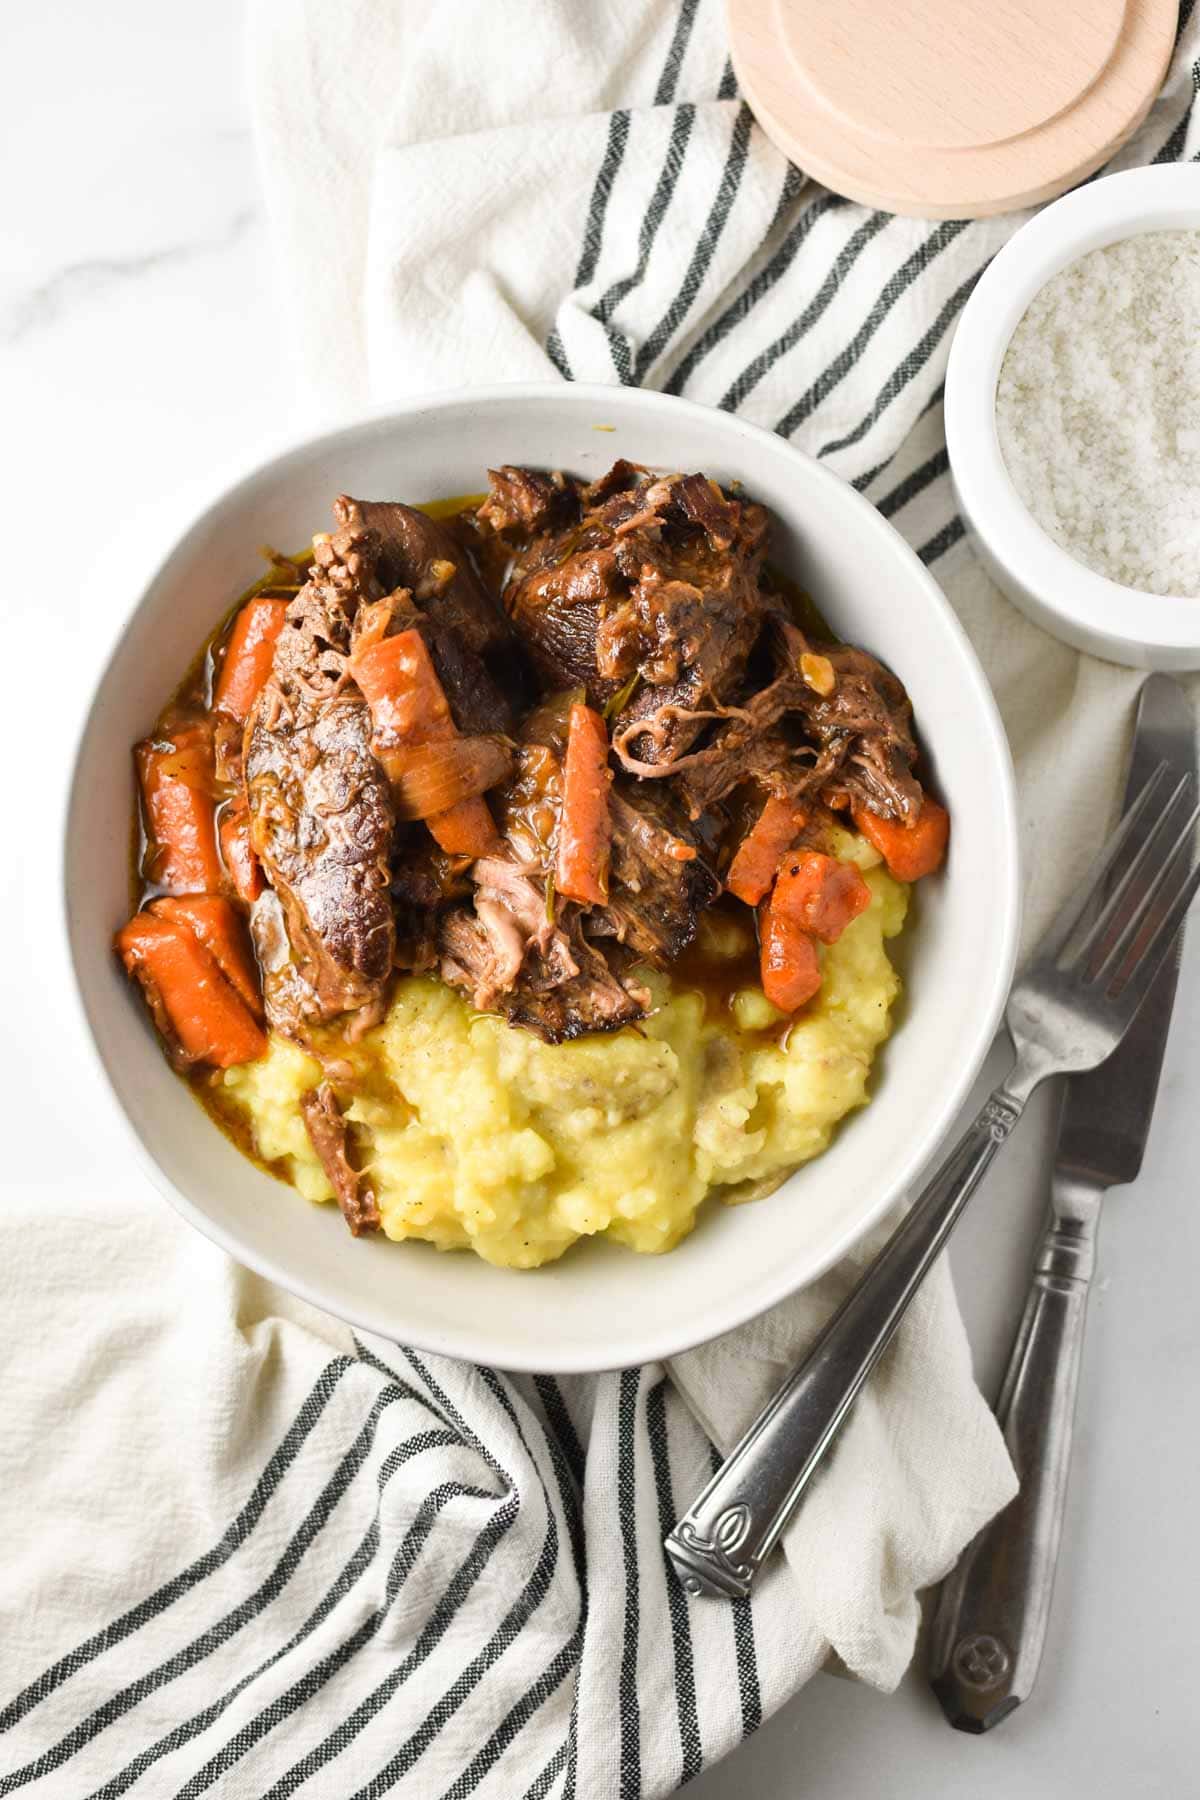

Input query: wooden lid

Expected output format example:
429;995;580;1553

727;0;1178;219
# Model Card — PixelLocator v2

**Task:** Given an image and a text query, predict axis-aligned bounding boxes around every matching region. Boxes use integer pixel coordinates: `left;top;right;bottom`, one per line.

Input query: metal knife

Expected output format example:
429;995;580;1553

928;672;1195;1733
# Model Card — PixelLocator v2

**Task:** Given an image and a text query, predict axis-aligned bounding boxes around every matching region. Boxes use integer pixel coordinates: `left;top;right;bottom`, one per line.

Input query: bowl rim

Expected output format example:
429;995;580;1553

61;382;1021;1371
946;164;1200;656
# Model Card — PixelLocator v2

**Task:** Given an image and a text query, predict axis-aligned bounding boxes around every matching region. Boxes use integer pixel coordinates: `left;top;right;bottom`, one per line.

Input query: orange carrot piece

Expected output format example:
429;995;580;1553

149;895;264;1017
758;905;822;1013
853;797;949;882
423;797;500;857
136;724;223;895
772;851;871;946
213;596;289;723
726;795;808;905
218;799;264;904
555;703;613;905
350;630;453;743
116;913;266;1069
351;628;500;857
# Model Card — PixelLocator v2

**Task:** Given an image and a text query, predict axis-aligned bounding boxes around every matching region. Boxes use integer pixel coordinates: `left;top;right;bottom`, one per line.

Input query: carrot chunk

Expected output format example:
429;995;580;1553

350;630;454;742
423;797;502;858
555;703;613;905
213;596;288;723
772;851;871;945
218;798;264;904
135;723;223;895
350;628;500;858
853;797;949;881
116;913;266;1069
758;905;822;1013
726;795;808;905
149;895;264;1017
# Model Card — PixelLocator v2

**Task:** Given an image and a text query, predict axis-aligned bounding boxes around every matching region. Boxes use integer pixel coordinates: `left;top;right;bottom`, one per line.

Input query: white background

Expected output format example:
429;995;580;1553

4;3;1198;1795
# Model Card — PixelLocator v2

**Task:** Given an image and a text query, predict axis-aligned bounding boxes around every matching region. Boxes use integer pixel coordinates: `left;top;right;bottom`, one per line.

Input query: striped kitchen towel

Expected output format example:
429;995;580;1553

7;2;1200;1796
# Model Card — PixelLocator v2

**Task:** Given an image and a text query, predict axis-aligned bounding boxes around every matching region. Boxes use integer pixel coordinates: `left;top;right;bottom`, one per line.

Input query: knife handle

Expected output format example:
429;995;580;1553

929;1178;1103;1732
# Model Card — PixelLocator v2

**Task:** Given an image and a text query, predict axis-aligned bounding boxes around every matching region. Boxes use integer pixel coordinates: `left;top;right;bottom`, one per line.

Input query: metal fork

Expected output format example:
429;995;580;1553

666;761;1200;1601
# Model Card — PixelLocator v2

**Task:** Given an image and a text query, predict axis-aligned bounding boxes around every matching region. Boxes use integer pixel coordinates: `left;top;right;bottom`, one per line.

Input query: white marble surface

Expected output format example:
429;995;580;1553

4;4;1198;1795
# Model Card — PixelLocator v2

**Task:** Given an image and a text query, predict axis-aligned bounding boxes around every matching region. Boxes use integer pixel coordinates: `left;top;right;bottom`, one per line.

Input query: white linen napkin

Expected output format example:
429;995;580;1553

6;4;1199;1797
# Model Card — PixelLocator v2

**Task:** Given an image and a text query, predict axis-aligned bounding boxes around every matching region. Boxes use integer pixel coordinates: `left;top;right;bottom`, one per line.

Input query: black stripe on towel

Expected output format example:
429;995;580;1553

532;1374;587;1492
594;0;704;357
664;182;835;394
547;109;631;376
344;1495;561;1799
193;1481;518;1800
616;1368;643;1800
0;1356;352;1737
707;1444;762;1739
439;1629;584;1800
1154;57;1200;161
400;1345;514;1480
257;1350;562;1799
86;1428;461;1800
547;0;700;380
599;24;732;381
857;379;947;492
647;1378;703;1785
435;1372;584;1800
524;1739;570;1800
814;261;984;459
731;1597;763;1738
720;208;891;412
598;103;697;380
1;1380;441;1796
875;447;949;519
918;516;966;565
655;0;702;105
631;100;755;382
773;220;968;439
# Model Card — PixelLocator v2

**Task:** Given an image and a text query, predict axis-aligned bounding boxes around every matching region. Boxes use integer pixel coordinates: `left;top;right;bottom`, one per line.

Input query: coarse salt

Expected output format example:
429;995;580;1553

995;231;1200;598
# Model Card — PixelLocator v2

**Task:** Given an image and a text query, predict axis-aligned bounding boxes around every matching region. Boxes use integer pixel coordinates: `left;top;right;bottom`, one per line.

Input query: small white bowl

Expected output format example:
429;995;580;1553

62;384;1019;1373
946;164;1200;669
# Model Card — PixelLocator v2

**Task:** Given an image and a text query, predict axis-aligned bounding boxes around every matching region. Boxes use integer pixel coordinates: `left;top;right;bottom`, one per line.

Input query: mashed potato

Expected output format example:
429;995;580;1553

220;832;907;1267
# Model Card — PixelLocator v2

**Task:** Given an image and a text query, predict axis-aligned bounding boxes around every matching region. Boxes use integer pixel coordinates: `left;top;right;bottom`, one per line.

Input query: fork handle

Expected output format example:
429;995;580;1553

665;1081;1028;1600
928;1180;1102;1732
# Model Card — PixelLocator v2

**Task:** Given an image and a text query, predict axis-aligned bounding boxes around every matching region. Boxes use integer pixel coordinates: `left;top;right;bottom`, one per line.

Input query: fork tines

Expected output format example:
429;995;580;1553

1046;760;1200;1003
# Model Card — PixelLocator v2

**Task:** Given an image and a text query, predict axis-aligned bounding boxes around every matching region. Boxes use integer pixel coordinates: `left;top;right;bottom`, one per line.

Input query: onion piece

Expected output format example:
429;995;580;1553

377;735;514;821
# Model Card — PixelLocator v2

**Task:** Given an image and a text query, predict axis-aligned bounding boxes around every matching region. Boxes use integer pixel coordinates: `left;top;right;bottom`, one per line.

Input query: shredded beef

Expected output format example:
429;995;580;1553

595;788;720;965
300;1083;380;1236
437;862;646;1043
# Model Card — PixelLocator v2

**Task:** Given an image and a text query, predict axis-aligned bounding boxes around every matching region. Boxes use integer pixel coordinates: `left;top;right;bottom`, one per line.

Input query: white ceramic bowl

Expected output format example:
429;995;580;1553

63;384;1019;1372
946;164;1200;669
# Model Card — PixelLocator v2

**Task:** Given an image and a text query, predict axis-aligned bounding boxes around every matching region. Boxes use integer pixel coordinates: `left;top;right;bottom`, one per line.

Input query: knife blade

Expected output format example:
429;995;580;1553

1056;673;1195;1191
930;672;1196;1733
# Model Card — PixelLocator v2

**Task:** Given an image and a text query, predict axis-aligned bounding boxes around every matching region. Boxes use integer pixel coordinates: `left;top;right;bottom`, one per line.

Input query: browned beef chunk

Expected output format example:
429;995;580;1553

481;465;768;767
477;465;576;537
438;902;645;1042
333;495;526;731
594;788;720;965
613;611;922;827
300;1083;380;1237
437;855;647;1042
245;519;395;1040
801;643;922;821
